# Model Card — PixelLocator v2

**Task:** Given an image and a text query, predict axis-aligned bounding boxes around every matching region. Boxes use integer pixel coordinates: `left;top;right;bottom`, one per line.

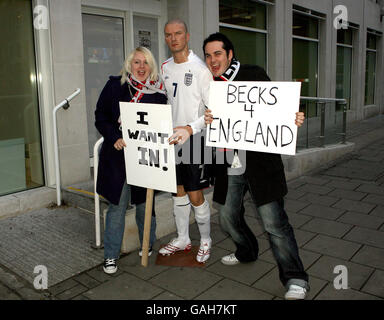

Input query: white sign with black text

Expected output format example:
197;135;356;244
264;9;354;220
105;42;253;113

206;81;301;156
119;102;177;193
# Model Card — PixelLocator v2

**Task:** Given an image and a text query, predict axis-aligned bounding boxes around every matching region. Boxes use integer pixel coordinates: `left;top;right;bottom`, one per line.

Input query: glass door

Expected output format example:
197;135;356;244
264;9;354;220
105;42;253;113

0;0;45;196
82;13;125;159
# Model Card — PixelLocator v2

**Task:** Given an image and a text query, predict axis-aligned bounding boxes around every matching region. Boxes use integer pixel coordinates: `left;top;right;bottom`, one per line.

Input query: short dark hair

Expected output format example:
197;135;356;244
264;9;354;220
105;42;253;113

203;32;235;58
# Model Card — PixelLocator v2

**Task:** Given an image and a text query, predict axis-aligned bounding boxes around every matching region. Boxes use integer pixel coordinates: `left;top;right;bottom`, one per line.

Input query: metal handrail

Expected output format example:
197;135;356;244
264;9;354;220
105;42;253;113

53;88;81;206
299;96;348;148
93;137;104;248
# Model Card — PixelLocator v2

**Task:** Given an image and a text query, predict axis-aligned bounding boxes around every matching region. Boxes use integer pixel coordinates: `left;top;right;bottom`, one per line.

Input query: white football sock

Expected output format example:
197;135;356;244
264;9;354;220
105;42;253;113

192;199;211;242
173;195;191;241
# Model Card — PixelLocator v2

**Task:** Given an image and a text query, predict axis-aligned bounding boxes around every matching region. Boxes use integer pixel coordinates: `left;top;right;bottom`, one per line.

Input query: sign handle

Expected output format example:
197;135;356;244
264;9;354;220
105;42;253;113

141;188;154;267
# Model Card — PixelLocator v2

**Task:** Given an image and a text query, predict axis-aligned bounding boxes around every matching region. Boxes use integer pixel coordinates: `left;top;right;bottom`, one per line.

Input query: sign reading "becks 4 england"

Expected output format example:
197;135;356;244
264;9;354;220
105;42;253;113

206;81;301;156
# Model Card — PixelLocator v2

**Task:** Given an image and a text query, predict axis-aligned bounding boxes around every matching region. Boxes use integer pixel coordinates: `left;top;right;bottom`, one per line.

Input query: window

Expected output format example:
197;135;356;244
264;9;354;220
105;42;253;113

292;12;319;117
0;0;45;196
219;0;267;69
82;13;125;156
133;15;159;65
365;33;377;105
336;28;353;110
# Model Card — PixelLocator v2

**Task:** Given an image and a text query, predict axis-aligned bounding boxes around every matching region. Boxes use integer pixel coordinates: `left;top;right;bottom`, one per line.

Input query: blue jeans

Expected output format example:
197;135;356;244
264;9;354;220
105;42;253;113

104;183;156;259
220;174;309;290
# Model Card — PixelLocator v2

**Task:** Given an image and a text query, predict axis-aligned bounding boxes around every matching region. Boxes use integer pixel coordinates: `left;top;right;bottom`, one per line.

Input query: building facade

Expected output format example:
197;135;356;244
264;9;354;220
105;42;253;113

0;0;383;208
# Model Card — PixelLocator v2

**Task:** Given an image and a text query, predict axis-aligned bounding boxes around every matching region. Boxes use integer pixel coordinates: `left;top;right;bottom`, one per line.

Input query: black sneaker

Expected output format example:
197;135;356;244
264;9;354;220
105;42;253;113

103;258;117;274
139;247;153;257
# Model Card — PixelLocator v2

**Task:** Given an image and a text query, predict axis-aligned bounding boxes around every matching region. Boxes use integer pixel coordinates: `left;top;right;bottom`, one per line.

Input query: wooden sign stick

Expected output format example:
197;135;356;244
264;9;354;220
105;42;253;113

141;188;154;267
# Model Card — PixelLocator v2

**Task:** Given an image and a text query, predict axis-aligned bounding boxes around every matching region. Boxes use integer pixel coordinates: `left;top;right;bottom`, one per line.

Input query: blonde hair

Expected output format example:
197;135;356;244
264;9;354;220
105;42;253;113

120;47;159;84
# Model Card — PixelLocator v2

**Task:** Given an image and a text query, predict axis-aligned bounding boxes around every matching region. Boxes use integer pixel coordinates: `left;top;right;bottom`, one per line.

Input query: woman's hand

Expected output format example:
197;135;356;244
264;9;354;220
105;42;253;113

114;138;126;151
295;112;305;127
204;108;213;125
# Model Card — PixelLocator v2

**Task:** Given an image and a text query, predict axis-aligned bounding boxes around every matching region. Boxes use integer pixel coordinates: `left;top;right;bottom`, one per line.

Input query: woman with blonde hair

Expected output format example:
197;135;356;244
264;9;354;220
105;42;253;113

95;47;167;274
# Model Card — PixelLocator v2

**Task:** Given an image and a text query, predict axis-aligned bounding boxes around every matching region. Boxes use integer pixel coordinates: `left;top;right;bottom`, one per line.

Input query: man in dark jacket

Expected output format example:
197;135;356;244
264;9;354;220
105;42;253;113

203;32;308;300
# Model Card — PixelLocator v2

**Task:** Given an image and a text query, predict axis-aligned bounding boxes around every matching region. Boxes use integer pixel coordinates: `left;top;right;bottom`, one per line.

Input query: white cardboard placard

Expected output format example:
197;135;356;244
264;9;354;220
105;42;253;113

206;81;302;155
120;102;177;193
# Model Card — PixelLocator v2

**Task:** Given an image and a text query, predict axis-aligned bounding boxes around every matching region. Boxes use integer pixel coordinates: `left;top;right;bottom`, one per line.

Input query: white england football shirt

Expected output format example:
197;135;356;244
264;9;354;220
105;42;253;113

161;50;212;134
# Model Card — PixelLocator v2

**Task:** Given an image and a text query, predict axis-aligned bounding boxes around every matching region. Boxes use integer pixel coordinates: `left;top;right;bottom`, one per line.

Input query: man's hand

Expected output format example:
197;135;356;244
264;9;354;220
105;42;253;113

114;138;126;150
295;112;305;127
204;108;213;125
169;125;193;145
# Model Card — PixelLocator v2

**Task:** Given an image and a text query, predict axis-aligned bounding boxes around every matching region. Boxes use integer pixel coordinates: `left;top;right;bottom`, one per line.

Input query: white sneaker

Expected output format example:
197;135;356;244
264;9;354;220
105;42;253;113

159;238;192;256
103;258;117;274
196;239;212;263
221;253;240;265
139;247;153;257
285;284;307;300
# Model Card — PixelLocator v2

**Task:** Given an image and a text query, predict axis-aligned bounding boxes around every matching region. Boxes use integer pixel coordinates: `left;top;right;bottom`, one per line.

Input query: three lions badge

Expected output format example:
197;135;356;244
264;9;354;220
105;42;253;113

184;73;193;86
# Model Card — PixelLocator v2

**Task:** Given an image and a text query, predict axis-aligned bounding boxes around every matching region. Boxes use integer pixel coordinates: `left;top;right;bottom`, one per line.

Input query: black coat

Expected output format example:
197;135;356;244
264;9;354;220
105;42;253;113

212;65;288;207
95;76;168;205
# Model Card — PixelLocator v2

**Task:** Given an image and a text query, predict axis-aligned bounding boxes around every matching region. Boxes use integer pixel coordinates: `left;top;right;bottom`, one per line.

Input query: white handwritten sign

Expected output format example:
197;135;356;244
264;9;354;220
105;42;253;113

120;102;177;193
206;81;301;155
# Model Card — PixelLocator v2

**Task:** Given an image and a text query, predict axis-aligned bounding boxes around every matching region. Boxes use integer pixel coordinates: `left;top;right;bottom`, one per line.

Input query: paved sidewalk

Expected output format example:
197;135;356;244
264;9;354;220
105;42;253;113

1;115;384;300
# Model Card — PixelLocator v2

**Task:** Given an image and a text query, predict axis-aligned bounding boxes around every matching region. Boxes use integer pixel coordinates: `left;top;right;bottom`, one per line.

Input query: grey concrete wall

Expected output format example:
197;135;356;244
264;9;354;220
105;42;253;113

166;0;219;60
49;0;91;186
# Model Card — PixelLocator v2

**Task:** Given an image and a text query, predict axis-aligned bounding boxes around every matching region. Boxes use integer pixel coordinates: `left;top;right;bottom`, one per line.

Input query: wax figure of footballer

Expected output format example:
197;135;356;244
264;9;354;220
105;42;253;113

159;19;213;263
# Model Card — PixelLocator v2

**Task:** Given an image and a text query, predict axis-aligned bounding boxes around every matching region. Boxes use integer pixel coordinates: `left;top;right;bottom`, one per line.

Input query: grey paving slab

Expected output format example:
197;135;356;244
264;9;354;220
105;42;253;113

299;218;353;238
356;183;384;195
363;194;384;206
48;279;79;296
306;255;374;290
286;211;313;228
215;237;270;255
302;176;332;186
259;248;321;270
206;259;275;286
323;166;381;181
298;204;345;220
252;267;327;300
337;211;384;230
343;226;384;249
149;267;222;300
303;234;361;260
0;283;21;300
296;193;340;207
361;270;384;298
314;283;381;300
84;273;163;300
153;291;184;300
118;251;170;281
56;284;88;300
351;246;384;270
195;278;274;300
370;205;384;218
327;189;367;201
72;273;100;289
284;199;311;213
323;180;362;191
332;198;376;214
295;184;334;196
287;178;307;189
285;189;307;200
86;268;118;284
292;228;317;247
